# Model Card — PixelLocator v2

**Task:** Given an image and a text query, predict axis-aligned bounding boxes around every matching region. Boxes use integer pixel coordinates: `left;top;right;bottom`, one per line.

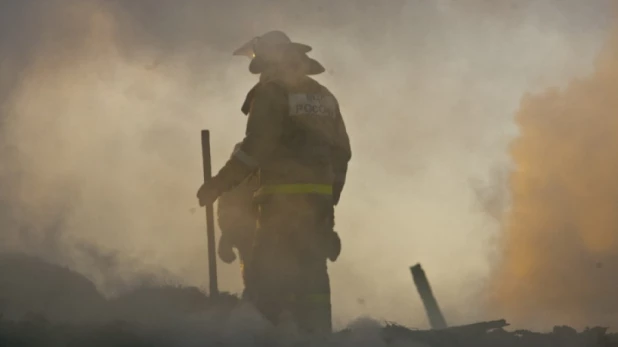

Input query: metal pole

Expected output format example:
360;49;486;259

410;263;447;329
201;130;219;299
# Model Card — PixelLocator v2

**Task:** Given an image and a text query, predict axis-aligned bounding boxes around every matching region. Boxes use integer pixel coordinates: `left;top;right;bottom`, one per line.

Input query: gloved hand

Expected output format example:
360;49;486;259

196;177;222;207
325;231;341;262
217;235;237;264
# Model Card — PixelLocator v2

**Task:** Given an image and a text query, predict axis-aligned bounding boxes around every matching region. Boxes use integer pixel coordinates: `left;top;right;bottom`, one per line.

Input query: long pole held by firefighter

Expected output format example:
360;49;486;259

201;130;219;298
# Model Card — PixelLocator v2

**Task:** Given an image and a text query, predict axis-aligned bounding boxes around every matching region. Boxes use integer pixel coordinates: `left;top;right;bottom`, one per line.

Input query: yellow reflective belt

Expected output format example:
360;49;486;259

255;184;332;196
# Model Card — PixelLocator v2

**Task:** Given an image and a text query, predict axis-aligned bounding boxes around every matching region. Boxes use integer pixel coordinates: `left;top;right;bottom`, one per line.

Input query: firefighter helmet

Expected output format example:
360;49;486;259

233;30;325;75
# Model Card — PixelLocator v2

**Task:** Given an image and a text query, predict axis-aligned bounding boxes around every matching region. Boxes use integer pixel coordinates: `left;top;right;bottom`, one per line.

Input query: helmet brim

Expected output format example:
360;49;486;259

232;38;257;58
233;39;313;58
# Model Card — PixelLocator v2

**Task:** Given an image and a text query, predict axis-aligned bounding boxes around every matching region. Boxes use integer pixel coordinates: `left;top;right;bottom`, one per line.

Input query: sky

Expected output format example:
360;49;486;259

0;0;615;330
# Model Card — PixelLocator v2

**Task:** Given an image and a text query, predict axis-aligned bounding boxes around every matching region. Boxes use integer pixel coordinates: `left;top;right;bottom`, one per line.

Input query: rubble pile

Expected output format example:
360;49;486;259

1;254;616;347
0;315;616;347
378;321;617;347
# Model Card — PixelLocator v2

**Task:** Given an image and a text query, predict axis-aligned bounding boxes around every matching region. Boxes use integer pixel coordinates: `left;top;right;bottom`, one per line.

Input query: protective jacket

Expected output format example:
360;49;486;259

213;73;351;203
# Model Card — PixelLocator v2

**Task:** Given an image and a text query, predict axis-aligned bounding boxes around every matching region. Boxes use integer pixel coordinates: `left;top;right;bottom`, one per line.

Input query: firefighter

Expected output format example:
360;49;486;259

197;30;351;334
216;142;259;298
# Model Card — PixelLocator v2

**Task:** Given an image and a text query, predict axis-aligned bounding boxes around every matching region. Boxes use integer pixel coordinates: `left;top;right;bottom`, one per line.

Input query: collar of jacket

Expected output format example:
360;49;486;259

240;71;281;116
241;82;260;115
240;74;291;116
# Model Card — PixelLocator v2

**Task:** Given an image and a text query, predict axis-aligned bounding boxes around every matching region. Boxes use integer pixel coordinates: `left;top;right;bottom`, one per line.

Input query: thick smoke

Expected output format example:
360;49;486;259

488;21;618;330
0;0;613;330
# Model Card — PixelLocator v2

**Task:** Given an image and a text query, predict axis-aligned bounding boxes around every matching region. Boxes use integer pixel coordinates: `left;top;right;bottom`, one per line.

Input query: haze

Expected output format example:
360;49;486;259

0;0;615;331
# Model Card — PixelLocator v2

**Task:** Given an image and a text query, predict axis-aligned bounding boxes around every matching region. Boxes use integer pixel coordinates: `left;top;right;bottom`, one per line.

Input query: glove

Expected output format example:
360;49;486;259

325;231;341;262
217;235;237;264
196;177;222;207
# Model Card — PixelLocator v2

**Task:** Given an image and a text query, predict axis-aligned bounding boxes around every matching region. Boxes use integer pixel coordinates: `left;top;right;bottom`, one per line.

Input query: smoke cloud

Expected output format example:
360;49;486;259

488;20;618;330
0;0;613;330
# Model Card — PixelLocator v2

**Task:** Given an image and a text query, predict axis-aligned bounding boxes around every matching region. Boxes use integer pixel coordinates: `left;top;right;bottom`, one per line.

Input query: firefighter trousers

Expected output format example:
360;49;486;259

244;194;334;334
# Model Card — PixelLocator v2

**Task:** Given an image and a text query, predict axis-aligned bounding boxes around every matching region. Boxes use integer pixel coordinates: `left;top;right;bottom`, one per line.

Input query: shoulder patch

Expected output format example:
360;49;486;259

288;93;337;117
